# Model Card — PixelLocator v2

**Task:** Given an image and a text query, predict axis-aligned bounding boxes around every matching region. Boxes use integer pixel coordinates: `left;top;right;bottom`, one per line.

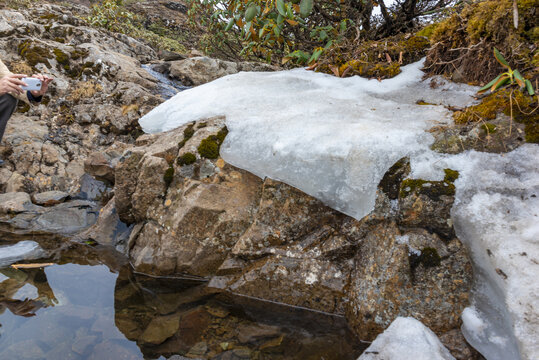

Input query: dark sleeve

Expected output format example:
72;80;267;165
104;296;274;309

27;91;43;103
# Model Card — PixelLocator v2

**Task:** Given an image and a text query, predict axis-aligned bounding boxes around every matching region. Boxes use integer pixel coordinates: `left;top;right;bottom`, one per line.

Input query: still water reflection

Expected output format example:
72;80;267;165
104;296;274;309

0;243;364;359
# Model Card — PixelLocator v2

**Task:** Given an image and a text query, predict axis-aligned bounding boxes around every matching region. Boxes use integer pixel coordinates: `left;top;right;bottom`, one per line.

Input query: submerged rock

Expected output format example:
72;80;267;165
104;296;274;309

357;317;455;360
0;240;46;267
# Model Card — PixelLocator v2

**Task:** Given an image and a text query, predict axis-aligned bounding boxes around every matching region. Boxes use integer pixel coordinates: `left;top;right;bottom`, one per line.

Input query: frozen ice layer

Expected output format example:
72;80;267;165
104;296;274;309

357;317;455;360
139;59;478;220
451;146;538;360
410;145;539;360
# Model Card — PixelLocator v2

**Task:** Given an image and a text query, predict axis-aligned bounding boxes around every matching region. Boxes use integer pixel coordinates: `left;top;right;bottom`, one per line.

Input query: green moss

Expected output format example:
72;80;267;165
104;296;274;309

178;123;196;149
163;166;175;186
400;177;456;200
177;152;197;166
18;41;52;68
379;157;411;200
443;169;460;183
216;126;229;144
454;89;538;142
53;48;70;70
197;122;207;129
16;102;30;113
416;23;439;39
409;247;442;271
54;37;65;43
419;247;442;267
198;138;220;159
481;122;497;134
40;13;60;21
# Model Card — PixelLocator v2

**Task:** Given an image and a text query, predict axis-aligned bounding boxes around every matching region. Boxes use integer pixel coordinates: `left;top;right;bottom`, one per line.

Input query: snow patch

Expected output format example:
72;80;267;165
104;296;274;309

140;59;477;220
357;317;455;360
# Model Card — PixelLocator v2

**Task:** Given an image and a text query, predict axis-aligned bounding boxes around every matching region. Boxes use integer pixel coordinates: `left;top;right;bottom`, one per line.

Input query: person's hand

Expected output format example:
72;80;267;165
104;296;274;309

30;74;53;97
0;73;27;96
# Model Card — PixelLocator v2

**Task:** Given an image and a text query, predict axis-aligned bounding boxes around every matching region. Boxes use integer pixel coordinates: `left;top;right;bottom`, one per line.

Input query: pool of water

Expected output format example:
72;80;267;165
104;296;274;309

0;241;365;359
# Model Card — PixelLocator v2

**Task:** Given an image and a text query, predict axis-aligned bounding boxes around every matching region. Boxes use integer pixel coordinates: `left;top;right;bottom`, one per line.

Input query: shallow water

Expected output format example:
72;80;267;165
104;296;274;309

0;240;365;359
142;64;190;99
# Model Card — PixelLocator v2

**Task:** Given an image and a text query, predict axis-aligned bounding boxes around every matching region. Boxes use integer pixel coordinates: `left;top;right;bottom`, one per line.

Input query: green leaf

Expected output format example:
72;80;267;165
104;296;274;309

245;5;258;22
276;0;286;16
494;48;510;68
492;75;510;91
340;20;347;33
308;48;323;63
224;18;235;31
478;74;502;94
286;4;294;18
525;79;535;96
277;14;284;24
513;69;524;82
319;30;328;41
299;0;313;17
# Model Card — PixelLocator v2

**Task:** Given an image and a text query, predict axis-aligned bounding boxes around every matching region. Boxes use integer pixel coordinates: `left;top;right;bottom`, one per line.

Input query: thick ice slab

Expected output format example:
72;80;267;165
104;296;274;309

412;145;539;360
139;59;477;219
357;317;455;360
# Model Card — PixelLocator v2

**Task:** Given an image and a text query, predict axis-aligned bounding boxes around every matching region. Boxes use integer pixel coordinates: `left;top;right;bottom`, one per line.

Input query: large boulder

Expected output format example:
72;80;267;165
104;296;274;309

111;117;473;345
169;56;276;86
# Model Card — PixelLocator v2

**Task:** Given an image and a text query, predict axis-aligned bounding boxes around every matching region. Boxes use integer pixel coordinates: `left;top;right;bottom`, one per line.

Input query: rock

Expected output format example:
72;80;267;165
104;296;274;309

236;323;281;344
398;171;458;239
84;152;115;183
357;317;456;360
87;340;141;360
186;341;208;357
33;200;99;234
169;56;276;86
345;223;472;339
3;199;99;235
113;118;473;340
0;240;46;267
169;56;238;86
117;119;263;276
78;197;132;250
0;192;39;213
32;190;69;206
140;313;181;345
160;49;186;61
5;172;27;193
75;174;109;201
439;329;482;360
71;335;97;355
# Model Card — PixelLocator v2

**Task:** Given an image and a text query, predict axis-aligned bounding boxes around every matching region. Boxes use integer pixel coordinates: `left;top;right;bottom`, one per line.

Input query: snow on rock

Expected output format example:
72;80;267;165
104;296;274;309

412;145;539;360
0;240;46;267
139;59;477;220
357;317;455;360
140;58;539;359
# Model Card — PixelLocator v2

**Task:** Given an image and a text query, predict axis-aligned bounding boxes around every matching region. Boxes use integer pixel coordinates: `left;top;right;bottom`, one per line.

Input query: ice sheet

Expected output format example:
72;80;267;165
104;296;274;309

139;59;478;220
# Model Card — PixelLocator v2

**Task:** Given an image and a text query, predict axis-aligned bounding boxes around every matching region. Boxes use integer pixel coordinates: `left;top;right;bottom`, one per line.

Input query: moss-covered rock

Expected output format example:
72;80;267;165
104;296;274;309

163;166;174;187
425;0;538;85
197;126;228;159
398;169;459;240
177;152;196;166
316;34;430;79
